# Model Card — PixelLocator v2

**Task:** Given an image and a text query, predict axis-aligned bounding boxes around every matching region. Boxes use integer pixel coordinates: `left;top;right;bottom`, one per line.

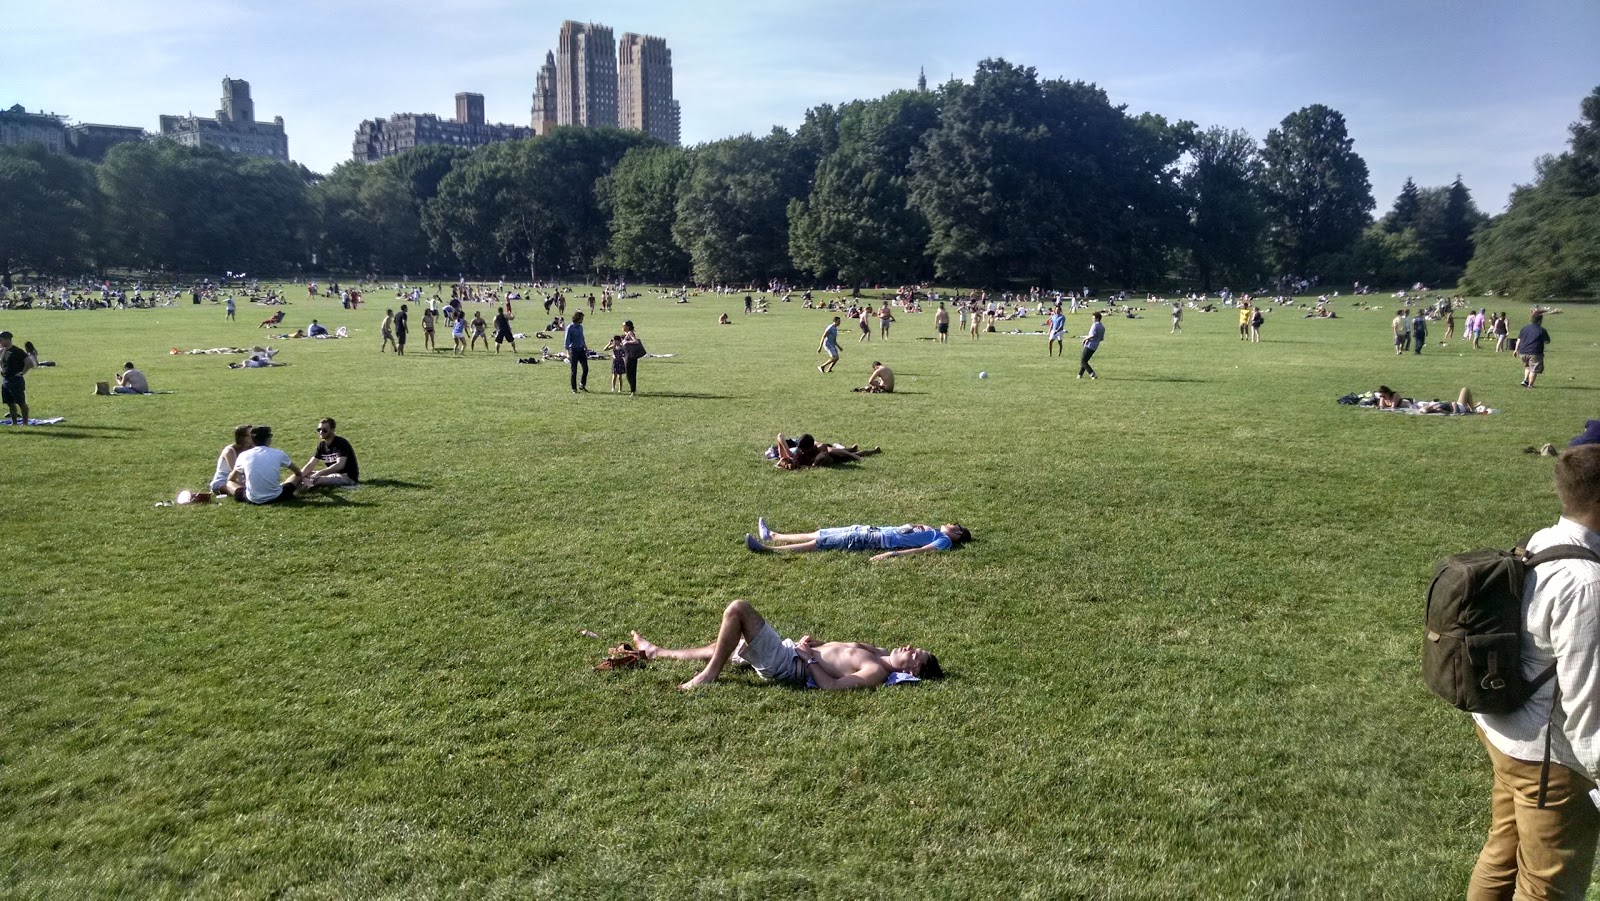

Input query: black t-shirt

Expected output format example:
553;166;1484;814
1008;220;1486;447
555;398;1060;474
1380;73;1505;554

315;436;359;483
0;346;26;379
394;310;408;334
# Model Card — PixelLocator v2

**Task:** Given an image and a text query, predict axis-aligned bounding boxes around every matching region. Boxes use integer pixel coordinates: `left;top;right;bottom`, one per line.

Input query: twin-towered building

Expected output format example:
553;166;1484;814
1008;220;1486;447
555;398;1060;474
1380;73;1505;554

358;20;678;163
532;21;679;145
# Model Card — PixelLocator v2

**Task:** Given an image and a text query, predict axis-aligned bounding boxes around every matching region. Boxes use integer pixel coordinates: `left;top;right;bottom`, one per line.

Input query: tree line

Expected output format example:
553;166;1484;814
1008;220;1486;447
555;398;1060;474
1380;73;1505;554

1;61;1594;296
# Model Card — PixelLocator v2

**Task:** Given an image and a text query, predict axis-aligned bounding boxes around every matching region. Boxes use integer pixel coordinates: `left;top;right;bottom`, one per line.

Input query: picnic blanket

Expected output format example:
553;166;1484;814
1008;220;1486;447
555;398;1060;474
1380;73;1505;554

0;417;66;426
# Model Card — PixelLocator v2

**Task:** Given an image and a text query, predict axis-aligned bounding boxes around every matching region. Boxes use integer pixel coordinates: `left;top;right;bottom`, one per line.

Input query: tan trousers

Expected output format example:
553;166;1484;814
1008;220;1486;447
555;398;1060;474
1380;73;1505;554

1469;727;1600;900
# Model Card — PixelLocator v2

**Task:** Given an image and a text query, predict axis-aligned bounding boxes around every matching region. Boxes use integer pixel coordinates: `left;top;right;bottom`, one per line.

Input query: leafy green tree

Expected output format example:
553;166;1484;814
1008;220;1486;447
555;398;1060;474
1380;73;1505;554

1382;177;1422;234
789;91;940;284
1465;86;1600;298
672;130;809;283
424;128;653;279
1182;126;1266;291
1260;104;1374;275
597;145;691;281
909;59;1191;287
0;143;100;284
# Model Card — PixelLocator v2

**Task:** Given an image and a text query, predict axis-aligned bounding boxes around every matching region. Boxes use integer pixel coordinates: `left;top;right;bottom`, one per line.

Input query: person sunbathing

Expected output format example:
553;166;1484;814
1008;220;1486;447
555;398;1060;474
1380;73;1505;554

746;518;972;561
772;433;880;469
630;599;943;691
1376;385;1485;414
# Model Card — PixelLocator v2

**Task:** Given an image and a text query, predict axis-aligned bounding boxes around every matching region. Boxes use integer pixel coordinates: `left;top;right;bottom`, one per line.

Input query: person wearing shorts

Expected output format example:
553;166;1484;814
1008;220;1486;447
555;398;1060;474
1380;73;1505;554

628;599;944;691
817;317;841;373
1518;311;1552;389
0;331;32;425
745;519;972;561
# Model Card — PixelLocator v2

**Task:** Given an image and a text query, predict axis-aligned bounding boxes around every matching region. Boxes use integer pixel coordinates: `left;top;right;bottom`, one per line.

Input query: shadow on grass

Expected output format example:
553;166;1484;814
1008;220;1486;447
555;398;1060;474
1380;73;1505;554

359;478;431;489
630;391;738;400
1103;375;1208;383
2;424;144;438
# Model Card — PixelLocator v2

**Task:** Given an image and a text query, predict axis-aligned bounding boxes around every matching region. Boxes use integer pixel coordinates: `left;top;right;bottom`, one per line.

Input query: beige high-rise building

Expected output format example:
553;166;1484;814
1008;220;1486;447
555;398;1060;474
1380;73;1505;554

556;21;617;129
618;33;679;146
530;51;558;135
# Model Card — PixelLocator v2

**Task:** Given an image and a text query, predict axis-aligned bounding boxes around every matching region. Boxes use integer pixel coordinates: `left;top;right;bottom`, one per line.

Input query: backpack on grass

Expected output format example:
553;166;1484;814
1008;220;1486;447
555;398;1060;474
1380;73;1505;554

1423;543;1600;713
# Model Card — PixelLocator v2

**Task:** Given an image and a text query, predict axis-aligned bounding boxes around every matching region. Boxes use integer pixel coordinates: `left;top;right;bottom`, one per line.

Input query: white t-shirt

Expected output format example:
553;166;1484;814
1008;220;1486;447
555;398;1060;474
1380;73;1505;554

234;446;294;503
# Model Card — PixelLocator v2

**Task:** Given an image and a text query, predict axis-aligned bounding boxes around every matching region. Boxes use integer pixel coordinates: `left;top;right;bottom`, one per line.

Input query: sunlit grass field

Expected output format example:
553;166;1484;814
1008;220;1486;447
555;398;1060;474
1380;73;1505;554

1;285;1597;897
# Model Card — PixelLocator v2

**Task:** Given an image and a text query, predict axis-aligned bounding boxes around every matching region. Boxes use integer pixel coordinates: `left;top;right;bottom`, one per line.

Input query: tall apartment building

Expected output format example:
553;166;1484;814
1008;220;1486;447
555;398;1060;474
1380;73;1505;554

353;92;531;162
618;33;680;146
530;52;558;136
0;105;67;154
556;21;617;129
159;78;289;161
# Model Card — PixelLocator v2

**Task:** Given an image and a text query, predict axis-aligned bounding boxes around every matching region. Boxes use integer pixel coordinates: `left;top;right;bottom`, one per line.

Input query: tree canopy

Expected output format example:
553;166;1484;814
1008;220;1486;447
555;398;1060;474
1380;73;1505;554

1464;85;1600;298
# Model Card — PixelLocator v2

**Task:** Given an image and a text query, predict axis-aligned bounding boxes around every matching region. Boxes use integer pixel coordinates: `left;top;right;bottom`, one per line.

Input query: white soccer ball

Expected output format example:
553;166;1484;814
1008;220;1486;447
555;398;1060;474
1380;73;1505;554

978;371;988;379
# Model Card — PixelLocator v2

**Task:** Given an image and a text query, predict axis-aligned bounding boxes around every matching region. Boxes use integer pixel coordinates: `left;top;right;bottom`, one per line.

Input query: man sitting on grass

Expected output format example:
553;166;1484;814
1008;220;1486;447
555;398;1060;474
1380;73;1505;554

852;361;894;393
229;425;302;505
630;599;943;691
112;361;150;394
299;418;359;488
746;518;972;561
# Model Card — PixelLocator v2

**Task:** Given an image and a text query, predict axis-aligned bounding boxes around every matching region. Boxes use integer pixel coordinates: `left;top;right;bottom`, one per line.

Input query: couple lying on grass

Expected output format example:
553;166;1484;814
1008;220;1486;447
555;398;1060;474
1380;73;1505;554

769;433;880;469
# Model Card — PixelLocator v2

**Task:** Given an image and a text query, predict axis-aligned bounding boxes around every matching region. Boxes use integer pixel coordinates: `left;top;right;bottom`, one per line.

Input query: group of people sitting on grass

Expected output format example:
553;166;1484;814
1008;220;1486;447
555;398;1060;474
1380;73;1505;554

208;418;359;505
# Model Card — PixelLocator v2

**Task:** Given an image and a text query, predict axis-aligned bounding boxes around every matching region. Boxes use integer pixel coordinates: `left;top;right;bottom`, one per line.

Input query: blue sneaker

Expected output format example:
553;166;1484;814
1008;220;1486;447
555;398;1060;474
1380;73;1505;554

758;517;773;542
745;533;769;553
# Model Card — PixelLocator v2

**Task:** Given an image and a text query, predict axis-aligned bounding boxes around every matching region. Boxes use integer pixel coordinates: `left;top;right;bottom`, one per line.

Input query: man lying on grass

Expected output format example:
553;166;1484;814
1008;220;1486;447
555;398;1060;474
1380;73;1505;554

631;599;943;691
746;518;972;561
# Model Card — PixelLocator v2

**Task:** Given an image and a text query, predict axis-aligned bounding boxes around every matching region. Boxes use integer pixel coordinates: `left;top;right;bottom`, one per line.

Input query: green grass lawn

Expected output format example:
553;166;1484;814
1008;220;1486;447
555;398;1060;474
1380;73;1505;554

1;286;1597;898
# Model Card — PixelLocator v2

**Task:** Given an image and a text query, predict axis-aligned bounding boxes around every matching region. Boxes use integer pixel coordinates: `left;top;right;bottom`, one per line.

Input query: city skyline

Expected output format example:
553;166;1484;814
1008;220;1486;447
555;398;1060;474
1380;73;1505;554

4;0;1597;213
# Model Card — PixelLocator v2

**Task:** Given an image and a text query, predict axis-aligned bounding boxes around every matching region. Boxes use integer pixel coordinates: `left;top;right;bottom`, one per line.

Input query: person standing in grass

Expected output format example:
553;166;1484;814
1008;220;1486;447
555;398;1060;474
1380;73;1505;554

394;304;408;356
818;316;841;372
1079;312;1105;380
1518;311;1553;389
1393;309;1411;354
629;599;944;691
565;311;589;393
622;320;645;395
225;295;236;321
1047;306;1066;357
1;331;33;425
1468;444;1600;899
422;307;436;351
877;302;895;339
451;310;467;354
1411;310;1428;355
934;302;949;343
1171;302;1183;334
380;309;396;353
493;306;517;355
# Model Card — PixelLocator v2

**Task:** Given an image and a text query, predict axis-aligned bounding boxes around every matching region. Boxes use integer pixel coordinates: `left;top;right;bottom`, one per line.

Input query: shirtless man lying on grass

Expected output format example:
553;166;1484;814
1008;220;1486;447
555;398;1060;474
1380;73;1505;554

631;599;943;691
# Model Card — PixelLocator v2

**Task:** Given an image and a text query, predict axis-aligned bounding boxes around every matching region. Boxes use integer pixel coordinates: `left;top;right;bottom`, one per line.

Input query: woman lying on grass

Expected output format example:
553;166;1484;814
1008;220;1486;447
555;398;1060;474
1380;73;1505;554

1376;386;1489;414
746;518;972;562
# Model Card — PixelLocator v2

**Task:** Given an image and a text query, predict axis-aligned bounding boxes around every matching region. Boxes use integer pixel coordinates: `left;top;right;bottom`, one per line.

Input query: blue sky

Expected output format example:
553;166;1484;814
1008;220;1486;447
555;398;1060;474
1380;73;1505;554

6;0;1597;213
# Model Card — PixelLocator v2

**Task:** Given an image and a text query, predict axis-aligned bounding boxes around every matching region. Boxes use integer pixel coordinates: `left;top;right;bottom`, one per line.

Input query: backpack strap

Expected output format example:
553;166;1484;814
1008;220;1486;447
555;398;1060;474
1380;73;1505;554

1539;682;1562;810
1523;544;1600;568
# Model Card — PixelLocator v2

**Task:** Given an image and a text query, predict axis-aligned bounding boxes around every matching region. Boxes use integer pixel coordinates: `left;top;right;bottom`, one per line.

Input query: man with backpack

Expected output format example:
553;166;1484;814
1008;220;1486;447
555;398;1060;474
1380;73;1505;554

1469;444;1600;898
